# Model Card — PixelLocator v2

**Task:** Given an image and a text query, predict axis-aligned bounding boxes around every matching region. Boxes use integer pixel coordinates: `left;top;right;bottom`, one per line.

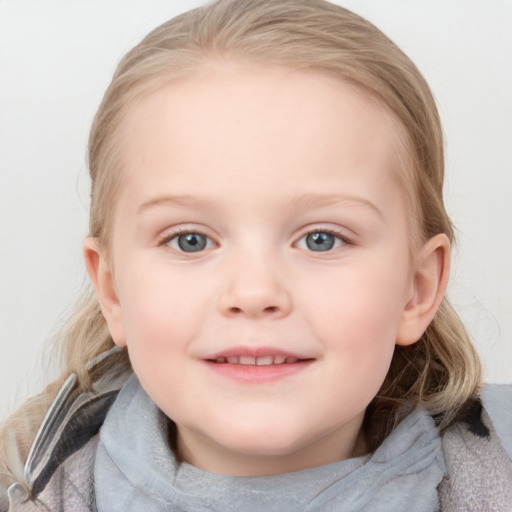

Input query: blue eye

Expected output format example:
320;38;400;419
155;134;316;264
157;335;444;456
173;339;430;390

297;231;346;252
166;232;213;253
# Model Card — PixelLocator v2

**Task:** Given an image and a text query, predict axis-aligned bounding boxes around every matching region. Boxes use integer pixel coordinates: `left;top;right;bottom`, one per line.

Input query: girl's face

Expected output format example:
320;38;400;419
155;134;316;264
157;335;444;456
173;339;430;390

89;63;442;476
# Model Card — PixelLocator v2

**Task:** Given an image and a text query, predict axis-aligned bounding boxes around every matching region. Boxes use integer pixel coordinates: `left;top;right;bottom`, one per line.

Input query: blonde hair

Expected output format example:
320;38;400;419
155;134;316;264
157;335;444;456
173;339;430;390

1;0;481;486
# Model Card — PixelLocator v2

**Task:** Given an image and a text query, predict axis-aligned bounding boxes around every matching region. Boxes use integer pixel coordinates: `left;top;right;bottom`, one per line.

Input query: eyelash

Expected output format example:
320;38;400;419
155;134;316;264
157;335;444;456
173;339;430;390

158;228;215;251
157;227;353;254
294;228;352;252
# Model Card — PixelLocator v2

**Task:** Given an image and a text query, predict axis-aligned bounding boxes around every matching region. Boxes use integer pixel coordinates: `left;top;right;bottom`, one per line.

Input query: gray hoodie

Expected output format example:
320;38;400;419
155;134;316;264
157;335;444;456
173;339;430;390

5;364;512;511
95;375;445;511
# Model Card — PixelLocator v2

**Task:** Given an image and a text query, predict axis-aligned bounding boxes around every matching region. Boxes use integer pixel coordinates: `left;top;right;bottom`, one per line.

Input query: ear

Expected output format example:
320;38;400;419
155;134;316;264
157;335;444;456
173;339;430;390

83;237;127;348
396;234;451;346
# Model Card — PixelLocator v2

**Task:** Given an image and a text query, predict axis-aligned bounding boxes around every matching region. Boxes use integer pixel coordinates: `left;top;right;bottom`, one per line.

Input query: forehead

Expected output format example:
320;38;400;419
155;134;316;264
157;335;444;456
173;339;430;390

114;63;407;216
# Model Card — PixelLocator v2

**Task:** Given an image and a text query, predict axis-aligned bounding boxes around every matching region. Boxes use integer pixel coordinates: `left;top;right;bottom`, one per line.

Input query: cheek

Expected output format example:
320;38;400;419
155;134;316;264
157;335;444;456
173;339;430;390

115;274;206;414
300;254;410;387
311;280;402;416
306;261;408;340
115;270;205;361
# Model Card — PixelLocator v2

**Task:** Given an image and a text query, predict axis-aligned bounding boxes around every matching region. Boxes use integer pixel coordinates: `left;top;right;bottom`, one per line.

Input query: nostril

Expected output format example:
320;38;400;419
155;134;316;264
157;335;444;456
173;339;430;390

227;305;279;316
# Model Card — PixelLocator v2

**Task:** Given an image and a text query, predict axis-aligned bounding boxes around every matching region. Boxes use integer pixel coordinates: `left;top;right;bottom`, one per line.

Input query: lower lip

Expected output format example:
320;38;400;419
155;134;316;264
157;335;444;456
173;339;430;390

204;360;313;383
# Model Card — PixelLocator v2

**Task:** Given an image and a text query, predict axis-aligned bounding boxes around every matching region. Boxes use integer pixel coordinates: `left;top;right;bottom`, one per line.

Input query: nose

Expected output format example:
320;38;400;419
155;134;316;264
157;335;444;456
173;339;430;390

217;254;292;319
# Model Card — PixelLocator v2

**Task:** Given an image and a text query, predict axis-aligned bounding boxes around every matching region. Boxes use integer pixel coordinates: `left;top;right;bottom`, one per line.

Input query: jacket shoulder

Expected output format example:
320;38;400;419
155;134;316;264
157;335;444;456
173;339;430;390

5;437;98;512
3;348;131;511
39;435;99;512
481;382;512;462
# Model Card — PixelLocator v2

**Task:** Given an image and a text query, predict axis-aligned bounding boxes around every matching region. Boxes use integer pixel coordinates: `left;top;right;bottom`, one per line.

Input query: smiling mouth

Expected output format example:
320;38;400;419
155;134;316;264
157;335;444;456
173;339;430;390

204;350;314;382
209;355;304;366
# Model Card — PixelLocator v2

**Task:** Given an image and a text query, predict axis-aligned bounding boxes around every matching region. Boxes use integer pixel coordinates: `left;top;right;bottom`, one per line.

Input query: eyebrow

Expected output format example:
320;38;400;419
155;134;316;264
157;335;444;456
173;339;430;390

137;195;200;214
287;193;384;220
137;192;384;219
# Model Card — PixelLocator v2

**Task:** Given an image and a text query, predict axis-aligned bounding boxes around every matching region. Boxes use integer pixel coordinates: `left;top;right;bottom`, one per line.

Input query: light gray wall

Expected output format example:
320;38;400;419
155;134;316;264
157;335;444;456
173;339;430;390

1;0;511;419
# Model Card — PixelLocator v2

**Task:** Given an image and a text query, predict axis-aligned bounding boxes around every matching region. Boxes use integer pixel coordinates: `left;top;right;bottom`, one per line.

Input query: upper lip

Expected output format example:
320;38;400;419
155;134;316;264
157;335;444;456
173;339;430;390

203;346;313;361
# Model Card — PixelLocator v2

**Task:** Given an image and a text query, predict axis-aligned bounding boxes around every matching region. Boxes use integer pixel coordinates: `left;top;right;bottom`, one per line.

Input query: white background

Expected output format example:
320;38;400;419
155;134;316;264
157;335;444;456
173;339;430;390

1;0;511;420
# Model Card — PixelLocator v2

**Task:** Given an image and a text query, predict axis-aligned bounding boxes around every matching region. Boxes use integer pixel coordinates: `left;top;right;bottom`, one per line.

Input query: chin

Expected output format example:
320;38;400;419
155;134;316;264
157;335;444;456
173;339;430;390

215;423;312;457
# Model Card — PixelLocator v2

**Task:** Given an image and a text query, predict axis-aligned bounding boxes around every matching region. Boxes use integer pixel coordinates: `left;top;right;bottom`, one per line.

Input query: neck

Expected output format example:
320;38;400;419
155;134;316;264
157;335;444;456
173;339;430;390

174;415;367;476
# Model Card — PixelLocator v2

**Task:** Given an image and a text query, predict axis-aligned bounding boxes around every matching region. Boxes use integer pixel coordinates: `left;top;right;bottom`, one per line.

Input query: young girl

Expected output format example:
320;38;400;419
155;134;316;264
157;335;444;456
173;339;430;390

2;0;511;510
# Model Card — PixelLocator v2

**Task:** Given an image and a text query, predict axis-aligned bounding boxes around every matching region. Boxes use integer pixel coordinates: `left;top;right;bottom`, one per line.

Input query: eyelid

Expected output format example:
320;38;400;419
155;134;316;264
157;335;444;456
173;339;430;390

293;225;354;250
155;224;354;253
157;225;218;251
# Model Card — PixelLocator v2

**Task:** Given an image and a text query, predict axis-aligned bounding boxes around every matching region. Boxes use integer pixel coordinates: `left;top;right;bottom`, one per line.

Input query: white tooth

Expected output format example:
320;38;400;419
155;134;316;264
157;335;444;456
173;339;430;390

227;356;240;364
215;357;227;363
256;356;274;366
285;357;298;364
273;355;286;364
239;356;256;365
